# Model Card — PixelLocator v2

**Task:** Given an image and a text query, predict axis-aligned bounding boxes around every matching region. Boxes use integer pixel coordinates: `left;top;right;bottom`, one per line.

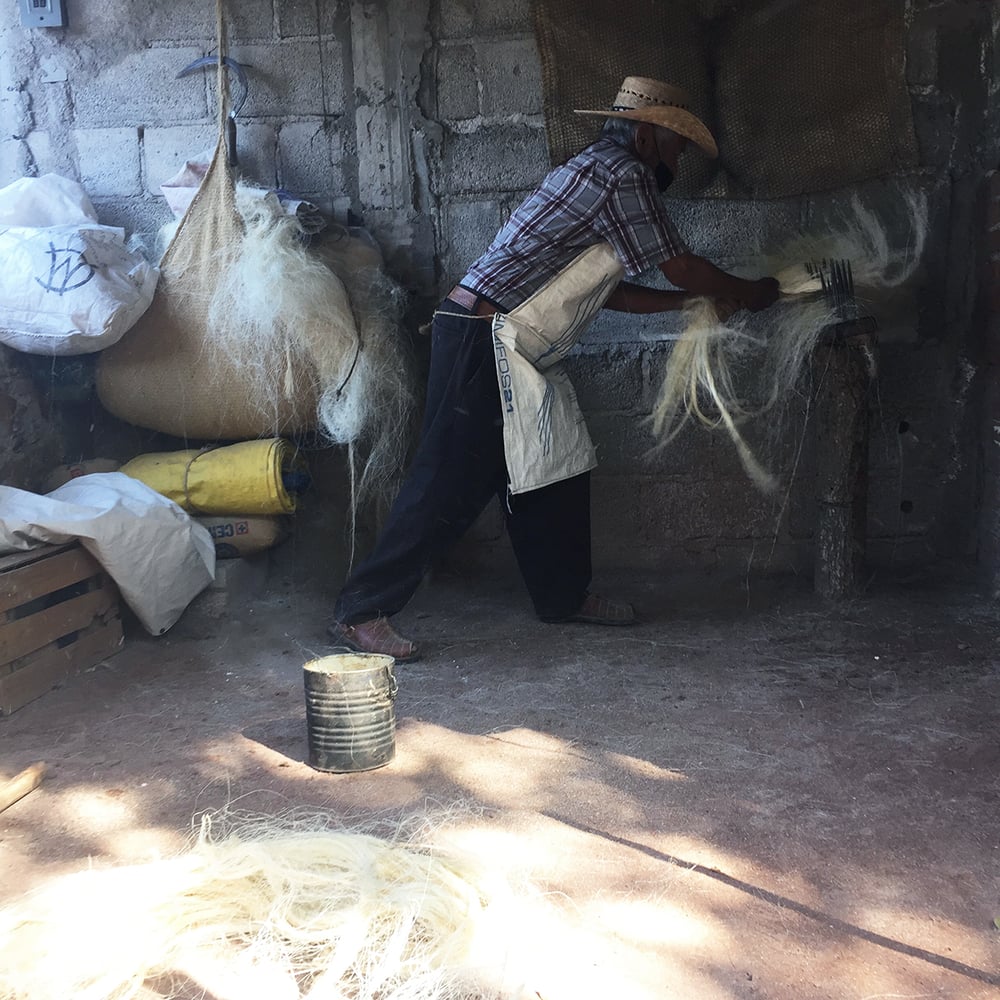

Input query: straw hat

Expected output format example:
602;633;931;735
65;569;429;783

574;76;718;158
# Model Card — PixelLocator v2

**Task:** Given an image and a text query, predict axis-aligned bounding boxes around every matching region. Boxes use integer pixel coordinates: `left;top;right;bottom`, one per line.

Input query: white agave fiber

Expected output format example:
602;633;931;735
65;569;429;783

204;193;360;418
150;189;417;517
650;191;928;492
0;815;524;1000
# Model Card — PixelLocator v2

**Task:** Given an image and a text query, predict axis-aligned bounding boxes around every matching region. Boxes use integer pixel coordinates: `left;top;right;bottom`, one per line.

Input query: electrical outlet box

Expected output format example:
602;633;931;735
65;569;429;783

20;0;66;28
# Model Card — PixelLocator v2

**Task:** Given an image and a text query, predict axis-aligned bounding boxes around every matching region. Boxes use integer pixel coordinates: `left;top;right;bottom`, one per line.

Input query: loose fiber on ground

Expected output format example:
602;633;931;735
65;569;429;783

0;813;525;1000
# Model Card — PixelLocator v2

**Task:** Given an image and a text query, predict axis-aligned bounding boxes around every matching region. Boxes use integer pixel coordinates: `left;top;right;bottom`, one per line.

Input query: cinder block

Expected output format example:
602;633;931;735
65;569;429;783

637;475;784;545
669;197;803;265
0;81;31;140
439;0;531;38
437;44;479;120
477;37;541;118
0;139;31;186
590;473;652;568
436;124;548;195
121;0;214;40
233;122;278;190
562;351;642;413
867;478;930;540
226;0;276;43
23;131;53;174
72;47;207;129
587;411;705;477
582;308;682;351
143;125;218;195
321;47;349;118
229;43;326;118
112;0;274;42
595;475;672;564
441;198;503;280
91;195;173;246
277;121;344;198
278;0;342;39
706;425;799;493
707;477;787;540
74;128;142;198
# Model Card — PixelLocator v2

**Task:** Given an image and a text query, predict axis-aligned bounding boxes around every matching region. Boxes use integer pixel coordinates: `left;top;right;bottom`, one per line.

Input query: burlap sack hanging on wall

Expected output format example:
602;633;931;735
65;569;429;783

532;0;919;200
96;2;322;440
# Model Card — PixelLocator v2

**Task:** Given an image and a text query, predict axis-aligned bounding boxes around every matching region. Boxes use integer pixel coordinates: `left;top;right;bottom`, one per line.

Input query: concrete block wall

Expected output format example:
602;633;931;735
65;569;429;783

0;0;997;583
0;352;63;493
978;169;1000;592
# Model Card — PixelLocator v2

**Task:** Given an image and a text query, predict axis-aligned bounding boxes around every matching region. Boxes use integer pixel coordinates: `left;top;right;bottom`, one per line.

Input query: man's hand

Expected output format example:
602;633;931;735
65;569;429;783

743;276;780;312
661;254;781;314
713;298;741;323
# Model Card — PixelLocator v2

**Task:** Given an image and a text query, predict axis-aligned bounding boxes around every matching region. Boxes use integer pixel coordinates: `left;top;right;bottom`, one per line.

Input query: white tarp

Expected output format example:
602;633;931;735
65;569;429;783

0;473;215;635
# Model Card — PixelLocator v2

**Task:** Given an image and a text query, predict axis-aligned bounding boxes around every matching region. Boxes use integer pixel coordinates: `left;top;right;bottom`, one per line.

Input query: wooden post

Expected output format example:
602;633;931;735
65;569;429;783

813;324;877;599
0;763;46;814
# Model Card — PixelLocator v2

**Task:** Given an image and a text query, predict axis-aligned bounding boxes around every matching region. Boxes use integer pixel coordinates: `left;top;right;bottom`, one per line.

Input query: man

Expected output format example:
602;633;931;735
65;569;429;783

328;76;779;661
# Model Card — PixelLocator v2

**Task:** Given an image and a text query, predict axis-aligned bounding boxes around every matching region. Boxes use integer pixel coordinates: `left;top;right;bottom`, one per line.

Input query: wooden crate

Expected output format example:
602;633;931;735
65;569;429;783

0;543;124;716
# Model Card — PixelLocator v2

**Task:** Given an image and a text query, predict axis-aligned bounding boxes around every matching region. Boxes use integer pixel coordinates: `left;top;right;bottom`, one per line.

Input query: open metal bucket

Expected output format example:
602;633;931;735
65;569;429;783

303;653;397;772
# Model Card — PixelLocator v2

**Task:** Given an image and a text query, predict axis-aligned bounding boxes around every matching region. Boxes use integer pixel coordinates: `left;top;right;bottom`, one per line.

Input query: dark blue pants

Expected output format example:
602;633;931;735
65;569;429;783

333;300;592;624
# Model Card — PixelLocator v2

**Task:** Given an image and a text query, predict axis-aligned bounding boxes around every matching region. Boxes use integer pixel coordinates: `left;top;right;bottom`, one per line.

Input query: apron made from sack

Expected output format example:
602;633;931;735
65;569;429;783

492;242;624;494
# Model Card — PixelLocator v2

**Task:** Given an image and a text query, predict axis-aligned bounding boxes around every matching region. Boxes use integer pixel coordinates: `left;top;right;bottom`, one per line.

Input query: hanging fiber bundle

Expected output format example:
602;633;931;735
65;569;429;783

0;814;526;1000
314;227;418;515
202;190;363;439
140;193;417;520
650;190;928;491
96;0;416;479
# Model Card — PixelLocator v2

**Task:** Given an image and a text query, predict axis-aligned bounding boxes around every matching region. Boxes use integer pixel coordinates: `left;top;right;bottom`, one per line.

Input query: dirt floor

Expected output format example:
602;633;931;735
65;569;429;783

1;557;999;1000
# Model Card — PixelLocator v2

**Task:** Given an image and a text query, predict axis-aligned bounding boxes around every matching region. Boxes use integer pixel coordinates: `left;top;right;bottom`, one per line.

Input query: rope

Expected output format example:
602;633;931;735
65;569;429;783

215;0;230;136
334;336;363;396
431;309;496;321
181;445;221;514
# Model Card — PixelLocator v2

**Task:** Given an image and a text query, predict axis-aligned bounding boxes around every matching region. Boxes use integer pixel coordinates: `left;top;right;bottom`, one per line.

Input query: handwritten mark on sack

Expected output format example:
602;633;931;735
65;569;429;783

35;239;96;294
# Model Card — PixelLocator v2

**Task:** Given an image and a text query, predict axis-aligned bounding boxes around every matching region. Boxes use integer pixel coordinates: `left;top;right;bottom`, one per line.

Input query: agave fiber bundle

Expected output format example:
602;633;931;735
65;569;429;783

650;190;928;491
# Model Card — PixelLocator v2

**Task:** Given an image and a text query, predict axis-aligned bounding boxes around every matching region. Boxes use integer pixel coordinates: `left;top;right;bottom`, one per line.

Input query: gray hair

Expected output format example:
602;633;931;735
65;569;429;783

601;117;641;149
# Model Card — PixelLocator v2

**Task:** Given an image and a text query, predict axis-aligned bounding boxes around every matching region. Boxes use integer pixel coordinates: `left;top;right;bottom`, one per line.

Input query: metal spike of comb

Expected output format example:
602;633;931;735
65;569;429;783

807;258;856;319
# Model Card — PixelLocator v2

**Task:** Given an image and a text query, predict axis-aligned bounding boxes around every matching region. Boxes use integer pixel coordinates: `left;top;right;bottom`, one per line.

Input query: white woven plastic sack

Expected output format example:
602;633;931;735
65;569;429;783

0;472;215;635
0;173;97;227
0;175;158;355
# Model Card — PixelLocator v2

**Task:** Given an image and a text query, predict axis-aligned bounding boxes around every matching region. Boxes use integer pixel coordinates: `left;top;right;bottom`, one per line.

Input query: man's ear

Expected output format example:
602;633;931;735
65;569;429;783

634;122;655;156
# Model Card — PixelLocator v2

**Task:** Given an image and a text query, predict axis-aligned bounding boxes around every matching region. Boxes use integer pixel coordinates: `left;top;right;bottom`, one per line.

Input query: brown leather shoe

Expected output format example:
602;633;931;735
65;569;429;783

327;617;421;662
541;592;636;626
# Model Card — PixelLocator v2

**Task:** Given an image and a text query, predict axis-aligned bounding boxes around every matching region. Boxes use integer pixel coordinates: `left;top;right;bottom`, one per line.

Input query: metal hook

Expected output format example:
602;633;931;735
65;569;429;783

178;55;250;166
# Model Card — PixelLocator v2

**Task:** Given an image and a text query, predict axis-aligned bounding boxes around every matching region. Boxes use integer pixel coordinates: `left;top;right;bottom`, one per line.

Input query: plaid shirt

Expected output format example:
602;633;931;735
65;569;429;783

461;137;687;311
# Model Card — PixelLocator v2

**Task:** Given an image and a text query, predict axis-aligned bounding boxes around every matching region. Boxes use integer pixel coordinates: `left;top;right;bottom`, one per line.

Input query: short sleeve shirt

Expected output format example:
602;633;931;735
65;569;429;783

461;137;687;312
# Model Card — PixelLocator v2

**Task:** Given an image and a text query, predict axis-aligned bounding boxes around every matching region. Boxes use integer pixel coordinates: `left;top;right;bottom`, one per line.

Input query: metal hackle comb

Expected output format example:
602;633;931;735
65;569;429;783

805;258;877;330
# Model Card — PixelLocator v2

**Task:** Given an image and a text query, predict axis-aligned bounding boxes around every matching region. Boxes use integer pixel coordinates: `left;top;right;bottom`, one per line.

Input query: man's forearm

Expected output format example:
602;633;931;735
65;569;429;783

661;252;766;304
604;282;690;313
